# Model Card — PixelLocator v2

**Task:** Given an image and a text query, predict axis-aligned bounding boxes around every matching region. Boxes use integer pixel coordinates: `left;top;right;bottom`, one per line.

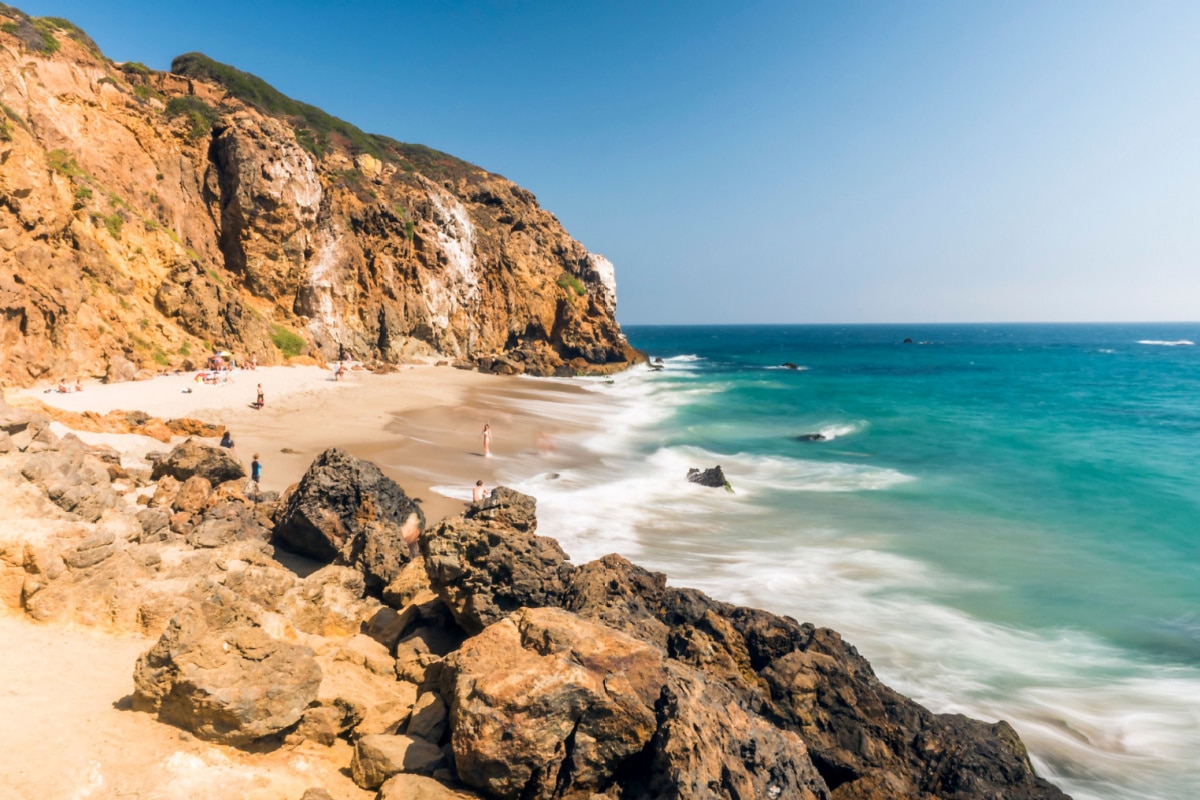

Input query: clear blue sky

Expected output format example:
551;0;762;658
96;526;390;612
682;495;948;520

17;1;1200;324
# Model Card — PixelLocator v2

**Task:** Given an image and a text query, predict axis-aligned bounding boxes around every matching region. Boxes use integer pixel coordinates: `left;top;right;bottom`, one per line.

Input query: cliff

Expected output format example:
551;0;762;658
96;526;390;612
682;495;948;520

0;7;641;387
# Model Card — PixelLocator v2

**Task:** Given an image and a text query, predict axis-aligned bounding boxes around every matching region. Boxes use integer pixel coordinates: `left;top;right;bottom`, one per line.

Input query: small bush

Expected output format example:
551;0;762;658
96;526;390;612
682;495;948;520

91;212;123;239
97;75;117;88
151;347;169;366
557;273;586;297
120;61;150;76
269;324;305;358
133;84;162;102
75;185;92;200
48;148;84;178
179;341;191;356
165;96;218;141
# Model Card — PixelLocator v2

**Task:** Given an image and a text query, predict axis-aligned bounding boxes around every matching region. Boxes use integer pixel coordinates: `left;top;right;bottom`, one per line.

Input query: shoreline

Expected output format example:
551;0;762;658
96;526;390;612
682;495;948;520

12;364;600;523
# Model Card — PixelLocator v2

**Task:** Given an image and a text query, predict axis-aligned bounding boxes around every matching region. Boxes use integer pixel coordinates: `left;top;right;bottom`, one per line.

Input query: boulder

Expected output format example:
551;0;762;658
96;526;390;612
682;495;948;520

420;516;574;635
686;465;731;490
405;691;448;743
151;438;245;484
442;608;664;800
352;733;446;790
132;603;321;746
378;774;483;800
642;663;828;800
462;485;538;533
272;448;424;593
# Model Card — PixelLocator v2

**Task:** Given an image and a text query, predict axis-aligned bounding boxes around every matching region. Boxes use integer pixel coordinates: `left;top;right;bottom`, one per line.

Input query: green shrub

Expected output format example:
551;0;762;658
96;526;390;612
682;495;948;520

164;95;218;140
120;61;150;76
132;84;162;102
557;273;586;297
179;341;191;356
35;16;101;56
269;324;305;358
97;75;117;88
74;185;92;200
91;212;122;239
151;347;169;366
48;148;84;178
0;119;9;142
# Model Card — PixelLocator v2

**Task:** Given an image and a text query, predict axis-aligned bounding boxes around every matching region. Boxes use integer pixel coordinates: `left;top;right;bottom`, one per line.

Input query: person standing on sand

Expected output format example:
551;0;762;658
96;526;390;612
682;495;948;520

250;454;262;491
472;480;489;503
482;423;492;457
255;383;264;410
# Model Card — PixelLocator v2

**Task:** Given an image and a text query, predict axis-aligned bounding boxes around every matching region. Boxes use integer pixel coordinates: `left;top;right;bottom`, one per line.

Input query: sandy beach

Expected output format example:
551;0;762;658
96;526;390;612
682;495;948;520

13;363;598;522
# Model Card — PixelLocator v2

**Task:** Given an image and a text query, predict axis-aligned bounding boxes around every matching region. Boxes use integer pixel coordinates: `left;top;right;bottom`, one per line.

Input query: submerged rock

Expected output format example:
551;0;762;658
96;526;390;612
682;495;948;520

686;465;732;491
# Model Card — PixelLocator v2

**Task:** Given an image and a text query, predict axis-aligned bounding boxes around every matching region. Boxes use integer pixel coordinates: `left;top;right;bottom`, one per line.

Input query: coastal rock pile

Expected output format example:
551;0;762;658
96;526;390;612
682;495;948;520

0;391;1070;799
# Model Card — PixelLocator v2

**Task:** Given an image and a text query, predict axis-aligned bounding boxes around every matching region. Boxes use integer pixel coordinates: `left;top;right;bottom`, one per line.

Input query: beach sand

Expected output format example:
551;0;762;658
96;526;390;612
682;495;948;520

2;363;604;798
14;363;597;521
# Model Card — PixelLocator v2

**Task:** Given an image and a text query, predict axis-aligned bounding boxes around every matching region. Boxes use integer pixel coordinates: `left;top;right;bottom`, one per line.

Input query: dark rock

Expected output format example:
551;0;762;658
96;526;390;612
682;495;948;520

420;515;574;635
272;448;425;594
462;485;537;533
782;361;800;369
686;465;731;491
151;438;245;484
797;433;828;441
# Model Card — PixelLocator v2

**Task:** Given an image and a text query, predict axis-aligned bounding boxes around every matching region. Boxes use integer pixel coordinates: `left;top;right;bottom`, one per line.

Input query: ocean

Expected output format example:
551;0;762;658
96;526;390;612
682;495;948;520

481;323;1199;800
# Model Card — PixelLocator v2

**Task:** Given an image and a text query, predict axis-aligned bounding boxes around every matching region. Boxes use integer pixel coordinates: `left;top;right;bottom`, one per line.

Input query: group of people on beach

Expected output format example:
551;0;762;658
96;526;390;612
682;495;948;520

52;379;83;394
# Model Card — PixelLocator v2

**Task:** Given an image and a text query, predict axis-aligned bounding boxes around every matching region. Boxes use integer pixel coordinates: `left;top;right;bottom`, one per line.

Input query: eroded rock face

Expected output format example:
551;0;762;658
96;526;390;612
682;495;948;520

272;447;424;593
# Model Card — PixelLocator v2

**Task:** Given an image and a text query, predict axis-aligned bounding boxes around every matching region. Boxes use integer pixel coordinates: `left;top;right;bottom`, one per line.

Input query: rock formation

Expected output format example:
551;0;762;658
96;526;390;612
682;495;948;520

0;379;1073;799
0;7;642;387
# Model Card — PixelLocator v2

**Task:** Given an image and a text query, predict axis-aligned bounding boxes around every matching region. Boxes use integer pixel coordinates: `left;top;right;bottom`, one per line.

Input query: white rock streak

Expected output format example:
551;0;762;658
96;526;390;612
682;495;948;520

425;187;480;330
583;252;618;310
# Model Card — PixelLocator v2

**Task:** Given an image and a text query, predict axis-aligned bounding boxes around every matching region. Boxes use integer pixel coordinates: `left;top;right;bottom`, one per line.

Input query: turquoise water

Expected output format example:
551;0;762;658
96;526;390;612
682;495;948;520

500;324;1199;800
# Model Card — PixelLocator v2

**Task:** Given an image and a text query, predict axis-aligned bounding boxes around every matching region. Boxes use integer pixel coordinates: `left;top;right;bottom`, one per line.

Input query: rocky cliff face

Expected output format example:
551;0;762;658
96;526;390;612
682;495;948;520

0;7;641;386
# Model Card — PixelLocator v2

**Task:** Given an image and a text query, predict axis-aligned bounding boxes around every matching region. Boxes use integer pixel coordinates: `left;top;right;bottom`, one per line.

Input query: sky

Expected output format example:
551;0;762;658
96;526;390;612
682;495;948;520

15;0;1200;324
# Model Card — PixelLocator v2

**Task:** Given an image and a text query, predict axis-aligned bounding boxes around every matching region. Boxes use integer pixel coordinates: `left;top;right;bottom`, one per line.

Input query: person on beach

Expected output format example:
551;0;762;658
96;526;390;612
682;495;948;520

74;379;83;392
335;361;346;381
472;480;489;503
249;354;257;371
250;454;262;491
57;379;68;393
482;423;492;457
254;383;264;410
219;430;238;459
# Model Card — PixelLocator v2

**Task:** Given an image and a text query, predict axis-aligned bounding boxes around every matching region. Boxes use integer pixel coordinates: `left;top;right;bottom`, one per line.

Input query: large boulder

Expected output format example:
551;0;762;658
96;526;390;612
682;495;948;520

132;601;321;746
378;774;483;800
420;513;574;635
642;663;828;800
351;734;446;790
441;607;664;800
272;448;424;593
151;437;246;484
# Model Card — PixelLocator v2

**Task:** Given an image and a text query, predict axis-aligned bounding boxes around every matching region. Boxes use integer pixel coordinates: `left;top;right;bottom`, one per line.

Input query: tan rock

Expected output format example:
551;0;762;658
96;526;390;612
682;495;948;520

378;774;483;800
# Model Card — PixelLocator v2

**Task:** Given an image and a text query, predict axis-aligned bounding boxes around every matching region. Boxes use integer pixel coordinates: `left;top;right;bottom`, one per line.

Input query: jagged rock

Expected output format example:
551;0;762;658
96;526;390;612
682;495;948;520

276;565;375;638
378;774;483;800
352;734;446;789
313;654;416;739
686;465;730;490
132;603;321;746
151;438;246;485
272;448;424;593
643;663;828;800
420;515;574;635
166;417;225;437
299;789;335;800
171;474;213;514
441;608;663;800
462;485;538;533
563;553;671;649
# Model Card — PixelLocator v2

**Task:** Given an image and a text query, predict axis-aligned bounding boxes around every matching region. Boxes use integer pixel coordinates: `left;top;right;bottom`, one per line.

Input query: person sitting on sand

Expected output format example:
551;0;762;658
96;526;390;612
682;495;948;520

74;379;83;392
57;380;68;394
254;383;264;410
219;430;238;459
472;480;489;503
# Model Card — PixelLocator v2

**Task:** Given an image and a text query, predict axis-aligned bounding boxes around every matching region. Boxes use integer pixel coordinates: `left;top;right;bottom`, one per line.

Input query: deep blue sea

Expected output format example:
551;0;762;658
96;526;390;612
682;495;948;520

505;323;1199;800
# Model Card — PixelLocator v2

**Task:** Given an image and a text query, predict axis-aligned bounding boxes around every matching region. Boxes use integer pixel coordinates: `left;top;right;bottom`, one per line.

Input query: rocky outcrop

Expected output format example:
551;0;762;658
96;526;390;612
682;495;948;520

0;404;1069;800
686;465;731;490
0;12;642;387
272;447;425;593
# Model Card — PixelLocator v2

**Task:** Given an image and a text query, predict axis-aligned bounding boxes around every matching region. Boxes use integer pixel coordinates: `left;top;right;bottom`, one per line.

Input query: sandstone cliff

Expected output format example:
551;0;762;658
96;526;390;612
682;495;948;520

0;6;640;387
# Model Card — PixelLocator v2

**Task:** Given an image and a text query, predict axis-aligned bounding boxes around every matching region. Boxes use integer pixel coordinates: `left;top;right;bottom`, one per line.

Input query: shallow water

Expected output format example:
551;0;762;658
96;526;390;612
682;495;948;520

438;323;1200;799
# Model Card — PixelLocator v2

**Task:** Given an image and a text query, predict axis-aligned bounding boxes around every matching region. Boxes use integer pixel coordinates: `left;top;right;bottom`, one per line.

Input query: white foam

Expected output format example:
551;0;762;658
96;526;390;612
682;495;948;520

1136;340;1194;346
